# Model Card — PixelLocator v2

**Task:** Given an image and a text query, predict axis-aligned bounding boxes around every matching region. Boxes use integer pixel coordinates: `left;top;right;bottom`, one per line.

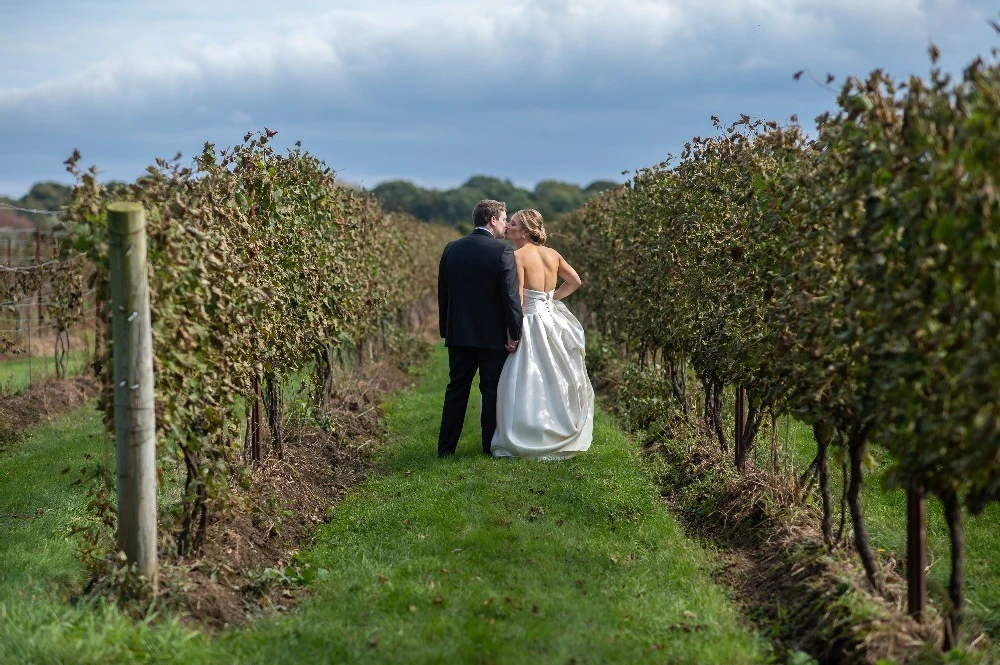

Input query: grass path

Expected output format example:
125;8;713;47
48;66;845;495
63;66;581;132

0;406;202;664
221;346;767;663
0;347;90;394
1;346;769;663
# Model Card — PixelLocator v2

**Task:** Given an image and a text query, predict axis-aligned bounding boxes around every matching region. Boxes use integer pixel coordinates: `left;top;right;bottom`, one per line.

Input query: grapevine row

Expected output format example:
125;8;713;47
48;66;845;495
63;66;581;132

57;131;455;556
556;47;999;642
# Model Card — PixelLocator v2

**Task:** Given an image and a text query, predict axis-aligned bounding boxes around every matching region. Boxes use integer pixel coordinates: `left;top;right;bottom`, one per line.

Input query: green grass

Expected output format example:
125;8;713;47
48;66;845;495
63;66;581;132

217;345;769;664
0;405;214;664
0;348;90;394
0;345;770;664
777;418;1000;638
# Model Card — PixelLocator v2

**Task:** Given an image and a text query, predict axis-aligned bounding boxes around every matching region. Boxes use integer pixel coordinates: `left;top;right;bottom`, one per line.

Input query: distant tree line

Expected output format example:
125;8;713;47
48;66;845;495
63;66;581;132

3;176;621;231
371;176;620;230
0;181;73;229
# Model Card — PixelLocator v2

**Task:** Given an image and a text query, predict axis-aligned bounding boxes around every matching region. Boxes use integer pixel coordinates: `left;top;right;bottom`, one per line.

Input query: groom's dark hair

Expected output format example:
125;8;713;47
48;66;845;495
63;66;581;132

472;200;506;228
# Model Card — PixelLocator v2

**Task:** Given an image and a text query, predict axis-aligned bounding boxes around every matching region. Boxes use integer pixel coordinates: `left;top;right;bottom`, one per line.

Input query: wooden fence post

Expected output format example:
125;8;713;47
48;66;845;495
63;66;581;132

734;385;746;470
906;476;927;621
26;313;32;386
36;227;43;324
249;371;262;462
108;202;157;582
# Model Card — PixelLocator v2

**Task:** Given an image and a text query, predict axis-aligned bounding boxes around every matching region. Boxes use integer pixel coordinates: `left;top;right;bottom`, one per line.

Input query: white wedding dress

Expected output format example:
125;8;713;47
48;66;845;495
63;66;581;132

490;289;594;459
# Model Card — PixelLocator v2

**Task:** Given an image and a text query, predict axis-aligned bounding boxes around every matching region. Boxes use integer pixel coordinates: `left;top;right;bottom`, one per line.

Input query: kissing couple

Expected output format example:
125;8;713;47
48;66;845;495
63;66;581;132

437;199;594;460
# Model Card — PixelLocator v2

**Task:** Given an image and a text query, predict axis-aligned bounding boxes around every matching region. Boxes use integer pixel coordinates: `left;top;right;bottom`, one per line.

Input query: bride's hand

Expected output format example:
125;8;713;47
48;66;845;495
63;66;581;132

505;335;519;353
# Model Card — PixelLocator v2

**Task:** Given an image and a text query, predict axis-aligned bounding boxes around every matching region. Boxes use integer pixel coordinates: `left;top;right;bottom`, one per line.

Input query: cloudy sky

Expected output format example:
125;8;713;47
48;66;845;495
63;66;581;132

1;0;996;198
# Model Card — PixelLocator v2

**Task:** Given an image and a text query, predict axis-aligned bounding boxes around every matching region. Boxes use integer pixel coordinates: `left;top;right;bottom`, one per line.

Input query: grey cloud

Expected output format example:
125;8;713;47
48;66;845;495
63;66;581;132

0;0;997;196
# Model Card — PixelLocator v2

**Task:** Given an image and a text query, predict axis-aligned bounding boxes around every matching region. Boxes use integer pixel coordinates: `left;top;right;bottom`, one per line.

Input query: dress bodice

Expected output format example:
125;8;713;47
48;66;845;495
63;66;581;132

523;288;556;315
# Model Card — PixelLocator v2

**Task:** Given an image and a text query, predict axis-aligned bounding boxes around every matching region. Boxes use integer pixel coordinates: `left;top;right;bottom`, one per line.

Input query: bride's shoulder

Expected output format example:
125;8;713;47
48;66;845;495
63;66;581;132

539;245;563;259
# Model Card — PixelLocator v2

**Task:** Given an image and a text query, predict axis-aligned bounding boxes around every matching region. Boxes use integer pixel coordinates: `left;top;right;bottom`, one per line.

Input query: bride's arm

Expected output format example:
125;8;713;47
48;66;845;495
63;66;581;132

553;252;582;301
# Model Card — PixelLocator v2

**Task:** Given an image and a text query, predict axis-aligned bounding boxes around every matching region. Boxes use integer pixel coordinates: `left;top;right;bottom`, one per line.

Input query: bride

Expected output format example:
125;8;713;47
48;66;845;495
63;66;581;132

490;209;594;459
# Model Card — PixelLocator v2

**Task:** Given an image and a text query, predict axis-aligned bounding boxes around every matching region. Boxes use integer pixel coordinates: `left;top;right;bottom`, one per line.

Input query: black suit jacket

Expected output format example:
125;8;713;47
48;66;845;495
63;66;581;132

438;228;523;350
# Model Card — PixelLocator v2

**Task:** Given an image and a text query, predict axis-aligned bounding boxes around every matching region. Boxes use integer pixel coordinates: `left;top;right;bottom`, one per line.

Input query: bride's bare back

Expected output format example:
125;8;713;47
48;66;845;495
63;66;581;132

515;244;582;302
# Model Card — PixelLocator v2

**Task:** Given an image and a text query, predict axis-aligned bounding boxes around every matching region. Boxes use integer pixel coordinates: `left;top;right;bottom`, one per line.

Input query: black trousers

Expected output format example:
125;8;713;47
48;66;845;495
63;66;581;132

438;345;508;456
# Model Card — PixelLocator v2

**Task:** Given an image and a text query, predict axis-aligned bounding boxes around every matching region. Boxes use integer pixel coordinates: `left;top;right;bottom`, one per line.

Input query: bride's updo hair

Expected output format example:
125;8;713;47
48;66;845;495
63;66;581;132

512;209;547;245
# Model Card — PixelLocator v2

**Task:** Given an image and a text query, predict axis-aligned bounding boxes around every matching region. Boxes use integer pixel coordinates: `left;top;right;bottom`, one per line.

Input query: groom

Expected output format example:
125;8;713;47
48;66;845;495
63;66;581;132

437;199;523;457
